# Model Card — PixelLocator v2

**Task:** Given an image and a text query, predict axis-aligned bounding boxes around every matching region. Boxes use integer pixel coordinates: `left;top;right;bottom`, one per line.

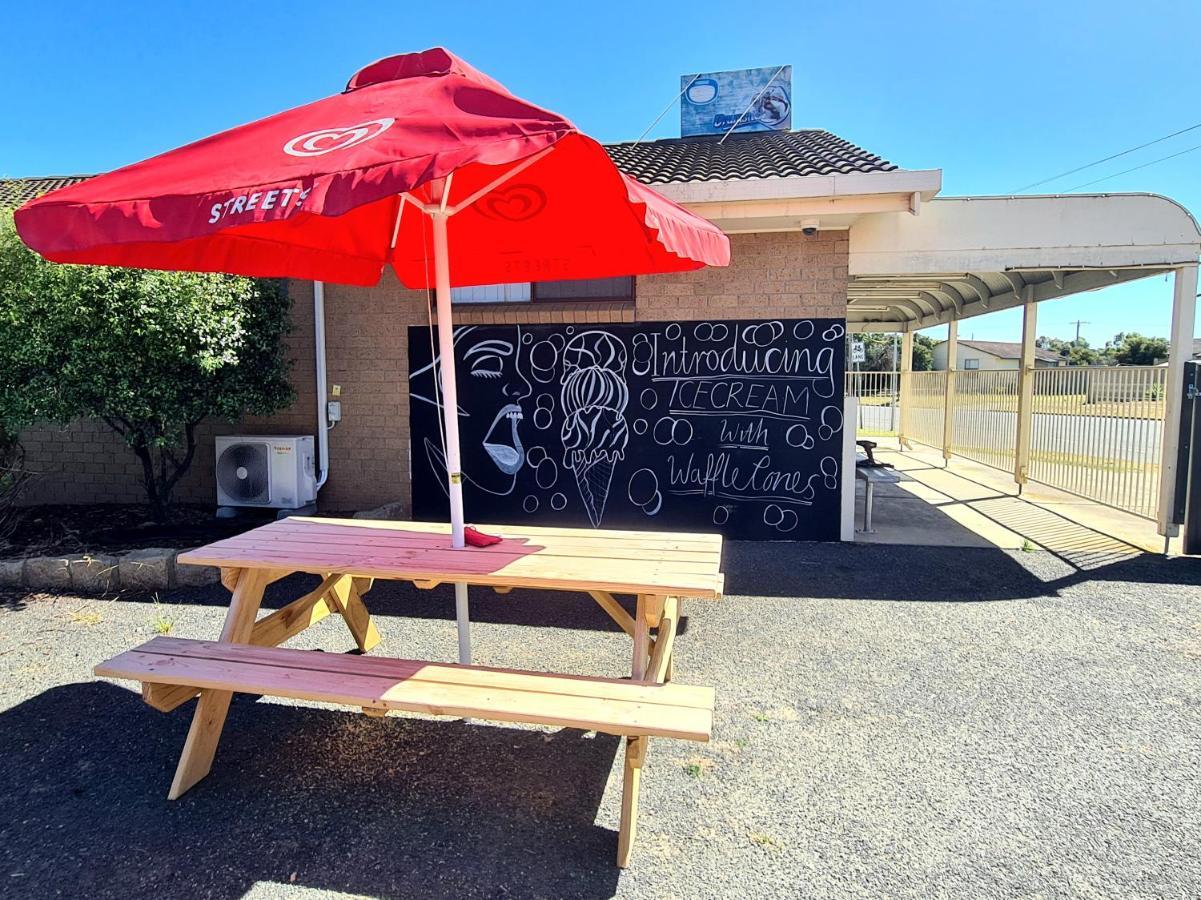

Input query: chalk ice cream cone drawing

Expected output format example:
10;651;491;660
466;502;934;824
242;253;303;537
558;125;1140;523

561;332;629;527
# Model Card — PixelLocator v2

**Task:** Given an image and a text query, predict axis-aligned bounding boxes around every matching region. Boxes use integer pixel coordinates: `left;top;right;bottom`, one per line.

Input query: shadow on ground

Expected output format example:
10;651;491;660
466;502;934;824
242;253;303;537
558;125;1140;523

0;681;622;899
722;540;1201;602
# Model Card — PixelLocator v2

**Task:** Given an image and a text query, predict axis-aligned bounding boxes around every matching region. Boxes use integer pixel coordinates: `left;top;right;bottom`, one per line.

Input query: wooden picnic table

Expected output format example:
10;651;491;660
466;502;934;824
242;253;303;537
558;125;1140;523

96;515;725;867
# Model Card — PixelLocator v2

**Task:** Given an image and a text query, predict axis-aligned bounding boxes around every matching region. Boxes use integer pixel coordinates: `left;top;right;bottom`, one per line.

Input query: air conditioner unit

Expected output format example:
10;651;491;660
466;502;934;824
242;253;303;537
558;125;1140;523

215;435;316;509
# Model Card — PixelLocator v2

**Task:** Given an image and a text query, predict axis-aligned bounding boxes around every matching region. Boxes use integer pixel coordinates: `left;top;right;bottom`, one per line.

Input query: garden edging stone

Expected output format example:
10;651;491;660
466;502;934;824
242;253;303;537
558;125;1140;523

24;556;74;591
0;547;206;594
69;554;120;594
117;548;175;593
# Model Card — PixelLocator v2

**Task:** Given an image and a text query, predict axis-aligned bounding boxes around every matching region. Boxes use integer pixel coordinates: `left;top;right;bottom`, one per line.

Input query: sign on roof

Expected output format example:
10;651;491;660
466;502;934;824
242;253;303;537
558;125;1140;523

680;66;792;138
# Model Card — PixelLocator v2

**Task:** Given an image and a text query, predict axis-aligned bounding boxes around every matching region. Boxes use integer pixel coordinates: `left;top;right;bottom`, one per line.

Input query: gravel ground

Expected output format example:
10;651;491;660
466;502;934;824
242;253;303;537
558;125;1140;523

1;542;1199;899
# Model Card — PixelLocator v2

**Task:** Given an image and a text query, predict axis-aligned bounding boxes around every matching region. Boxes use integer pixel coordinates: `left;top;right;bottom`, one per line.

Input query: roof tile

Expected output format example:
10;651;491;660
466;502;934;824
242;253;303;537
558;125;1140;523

0;129;898;209
0;175;91;209
605;129;897;184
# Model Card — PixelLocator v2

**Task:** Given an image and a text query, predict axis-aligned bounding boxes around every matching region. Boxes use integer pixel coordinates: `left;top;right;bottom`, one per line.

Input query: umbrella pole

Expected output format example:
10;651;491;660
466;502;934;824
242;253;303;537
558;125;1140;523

431;209;472;664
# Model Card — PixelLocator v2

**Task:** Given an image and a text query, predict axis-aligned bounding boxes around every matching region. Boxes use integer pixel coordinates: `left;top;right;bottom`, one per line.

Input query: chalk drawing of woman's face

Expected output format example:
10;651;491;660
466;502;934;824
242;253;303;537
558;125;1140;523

410;325;533;497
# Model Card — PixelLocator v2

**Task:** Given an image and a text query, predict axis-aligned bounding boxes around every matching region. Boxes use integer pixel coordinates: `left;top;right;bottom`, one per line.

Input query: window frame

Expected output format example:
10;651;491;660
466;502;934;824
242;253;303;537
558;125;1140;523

451;276;636;306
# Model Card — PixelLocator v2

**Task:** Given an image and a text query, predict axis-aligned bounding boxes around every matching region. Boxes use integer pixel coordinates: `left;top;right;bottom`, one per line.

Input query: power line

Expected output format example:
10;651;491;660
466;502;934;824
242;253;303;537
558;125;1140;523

1066;142;1201;191
1012;121;1201;193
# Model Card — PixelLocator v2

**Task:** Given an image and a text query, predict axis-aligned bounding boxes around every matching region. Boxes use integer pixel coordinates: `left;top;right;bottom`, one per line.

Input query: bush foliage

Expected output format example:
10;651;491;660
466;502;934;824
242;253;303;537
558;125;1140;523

0;213;294;521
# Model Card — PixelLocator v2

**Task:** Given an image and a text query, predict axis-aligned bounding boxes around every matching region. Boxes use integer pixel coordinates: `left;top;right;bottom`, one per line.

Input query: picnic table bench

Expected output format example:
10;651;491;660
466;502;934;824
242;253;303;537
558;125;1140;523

95;516;724;867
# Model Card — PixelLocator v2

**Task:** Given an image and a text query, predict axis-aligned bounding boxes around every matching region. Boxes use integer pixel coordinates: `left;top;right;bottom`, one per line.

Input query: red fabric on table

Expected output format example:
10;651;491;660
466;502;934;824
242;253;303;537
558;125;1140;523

464;526;502;547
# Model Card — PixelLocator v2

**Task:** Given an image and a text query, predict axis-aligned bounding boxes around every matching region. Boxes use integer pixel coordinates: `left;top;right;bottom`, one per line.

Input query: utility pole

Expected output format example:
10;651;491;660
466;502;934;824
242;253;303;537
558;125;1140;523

1070;319;1091;342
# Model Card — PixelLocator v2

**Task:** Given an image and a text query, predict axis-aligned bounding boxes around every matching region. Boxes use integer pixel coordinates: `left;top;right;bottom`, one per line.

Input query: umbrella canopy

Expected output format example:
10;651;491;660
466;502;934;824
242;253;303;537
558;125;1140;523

15;47;729;287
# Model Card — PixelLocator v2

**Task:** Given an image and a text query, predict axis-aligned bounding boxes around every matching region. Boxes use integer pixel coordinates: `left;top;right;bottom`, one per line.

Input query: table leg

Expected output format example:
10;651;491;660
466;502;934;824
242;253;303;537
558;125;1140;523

617;734;647;867
631;594;650;680
168;567;270;800
665;599;680;682
328;575;381;653
646;597;678;684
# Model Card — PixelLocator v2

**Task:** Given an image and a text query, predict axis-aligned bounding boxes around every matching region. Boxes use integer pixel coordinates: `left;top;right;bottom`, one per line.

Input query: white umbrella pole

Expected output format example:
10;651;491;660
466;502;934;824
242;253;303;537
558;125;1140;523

431;209;471;664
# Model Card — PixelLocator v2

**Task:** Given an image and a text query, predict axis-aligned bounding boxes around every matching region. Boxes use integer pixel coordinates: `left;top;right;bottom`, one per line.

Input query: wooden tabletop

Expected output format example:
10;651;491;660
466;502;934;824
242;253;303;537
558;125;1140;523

177;517;724;599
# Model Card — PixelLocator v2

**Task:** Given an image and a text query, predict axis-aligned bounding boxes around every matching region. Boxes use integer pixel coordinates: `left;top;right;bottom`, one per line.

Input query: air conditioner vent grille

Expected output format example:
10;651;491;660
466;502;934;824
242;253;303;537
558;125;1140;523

216;442;269;502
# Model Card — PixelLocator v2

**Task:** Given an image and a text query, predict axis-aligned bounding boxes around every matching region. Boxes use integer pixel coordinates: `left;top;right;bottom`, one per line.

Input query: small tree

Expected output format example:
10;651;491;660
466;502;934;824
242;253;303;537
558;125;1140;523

848;332;938;371
1106;332;1170;366
912;333;937;371
0;214;294;522
1038;335;1104;366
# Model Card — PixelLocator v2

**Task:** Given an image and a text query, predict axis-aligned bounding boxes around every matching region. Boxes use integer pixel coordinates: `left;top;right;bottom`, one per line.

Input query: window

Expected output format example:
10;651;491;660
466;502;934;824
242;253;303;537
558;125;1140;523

452;276;634;305
963;358;980;370
451;282;530;304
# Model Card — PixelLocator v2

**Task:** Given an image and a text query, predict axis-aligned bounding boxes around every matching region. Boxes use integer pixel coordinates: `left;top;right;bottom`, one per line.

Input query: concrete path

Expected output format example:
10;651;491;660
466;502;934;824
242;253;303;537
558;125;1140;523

856;442;1169;557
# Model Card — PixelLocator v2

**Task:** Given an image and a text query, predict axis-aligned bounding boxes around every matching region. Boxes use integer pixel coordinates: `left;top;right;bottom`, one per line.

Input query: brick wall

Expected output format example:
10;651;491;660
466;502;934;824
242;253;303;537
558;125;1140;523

18;230;847;512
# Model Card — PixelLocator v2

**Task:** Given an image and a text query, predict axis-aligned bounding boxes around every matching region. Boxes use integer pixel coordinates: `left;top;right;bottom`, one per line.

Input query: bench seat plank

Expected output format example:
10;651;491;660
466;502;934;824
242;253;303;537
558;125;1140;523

97;637;713;742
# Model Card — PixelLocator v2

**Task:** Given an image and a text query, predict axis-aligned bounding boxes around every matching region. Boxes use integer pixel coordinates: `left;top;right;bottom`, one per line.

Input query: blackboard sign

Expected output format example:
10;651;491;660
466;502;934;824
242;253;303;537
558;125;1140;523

408;318;846;541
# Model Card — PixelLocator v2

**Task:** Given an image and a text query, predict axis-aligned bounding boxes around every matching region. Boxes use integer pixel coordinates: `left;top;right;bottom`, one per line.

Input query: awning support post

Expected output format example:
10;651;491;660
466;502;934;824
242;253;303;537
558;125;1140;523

898;328;914;450
1014;286;1038;492
941;317;958;464
1158;263;1199;539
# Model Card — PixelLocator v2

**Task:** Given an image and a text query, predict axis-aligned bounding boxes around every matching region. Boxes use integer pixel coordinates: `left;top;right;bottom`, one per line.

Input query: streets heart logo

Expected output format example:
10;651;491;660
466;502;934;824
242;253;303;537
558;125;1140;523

473;184;547;222
283;118;395;157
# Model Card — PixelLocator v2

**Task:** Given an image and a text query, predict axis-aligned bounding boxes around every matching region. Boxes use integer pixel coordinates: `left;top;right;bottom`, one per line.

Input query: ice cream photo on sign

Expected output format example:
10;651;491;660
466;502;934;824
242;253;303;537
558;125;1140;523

560;331;630;526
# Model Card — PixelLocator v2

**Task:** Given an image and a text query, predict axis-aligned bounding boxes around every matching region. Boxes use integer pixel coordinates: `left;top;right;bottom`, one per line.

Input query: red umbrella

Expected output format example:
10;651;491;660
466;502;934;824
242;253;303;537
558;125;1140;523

15;47;730;659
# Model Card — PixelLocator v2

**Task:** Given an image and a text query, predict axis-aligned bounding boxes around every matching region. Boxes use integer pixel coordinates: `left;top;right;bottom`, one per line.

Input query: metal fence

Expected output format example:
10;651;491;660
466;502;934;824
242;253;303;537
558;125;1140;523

1027;366;1166;518
847;363;1169;521
950;370;1020;473
906;371;946;451
845;370;899;435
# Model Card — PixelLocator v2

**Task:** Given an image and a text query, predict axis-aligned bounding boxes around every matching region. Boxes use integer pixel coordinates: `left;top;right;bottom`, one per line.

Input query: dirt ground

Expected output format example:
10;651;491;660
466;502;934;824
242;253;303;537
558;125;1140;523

1;540;1199;899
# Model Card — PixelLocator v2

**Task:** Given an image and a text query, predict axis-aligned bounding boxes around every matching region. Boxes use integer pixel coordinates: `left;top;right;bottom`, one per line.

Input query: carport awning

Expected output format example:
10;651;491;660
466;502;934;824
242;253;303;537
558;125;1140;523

848;193;1201;330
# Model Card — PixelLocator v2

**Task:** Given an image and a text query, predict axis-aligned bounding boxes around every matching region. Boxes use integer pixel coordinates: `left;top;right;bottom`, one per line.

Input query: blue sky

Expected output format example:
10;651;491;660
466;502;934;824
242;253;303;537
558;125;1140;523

3;0;1197;345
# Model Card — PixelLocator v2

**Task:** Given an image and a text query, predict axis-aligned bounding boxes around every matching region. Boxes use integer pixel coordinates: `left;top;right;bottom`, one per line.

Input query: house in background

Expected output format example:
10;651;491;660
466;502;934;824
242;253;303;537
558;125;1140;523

933;339;1064;371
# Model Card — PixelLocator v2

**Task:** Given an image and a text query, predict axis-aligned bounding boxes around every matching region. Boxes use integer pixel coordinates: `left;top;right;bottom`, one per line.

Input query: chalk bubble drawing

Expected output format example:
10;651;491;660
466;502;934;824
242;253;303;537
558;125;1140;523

818;405;843;441
533;393;555;430
785;422;814;449
561;331;629;527
764;503;799;532
821;456;840;489
628;467;663;516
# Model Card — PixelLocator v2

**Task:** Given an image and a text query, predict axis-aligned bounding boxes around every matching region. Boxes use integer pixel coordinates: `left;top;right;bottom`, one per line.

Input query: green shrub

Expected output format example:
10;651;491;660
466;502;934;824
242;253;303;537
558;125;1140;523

0;213;294;521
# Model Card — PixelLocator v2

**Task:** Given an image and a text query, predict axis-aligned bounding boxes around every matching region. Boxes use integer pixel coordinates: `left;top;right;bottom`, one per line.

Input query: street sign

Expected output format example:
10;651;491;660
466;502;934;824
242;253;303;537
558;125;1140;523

851;341;866;364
